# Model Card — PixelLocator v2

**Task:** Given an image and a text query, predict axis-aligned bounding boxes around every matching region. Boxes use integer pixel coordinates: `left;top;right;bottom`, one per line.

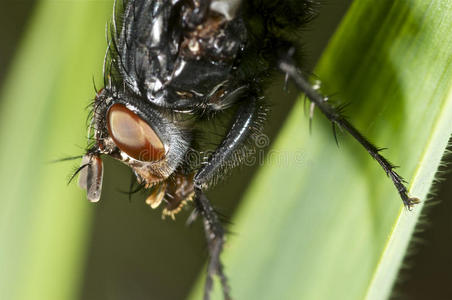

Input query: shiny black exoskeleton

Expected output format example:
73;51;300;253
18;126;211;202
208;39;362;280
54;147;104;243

77;1;419;299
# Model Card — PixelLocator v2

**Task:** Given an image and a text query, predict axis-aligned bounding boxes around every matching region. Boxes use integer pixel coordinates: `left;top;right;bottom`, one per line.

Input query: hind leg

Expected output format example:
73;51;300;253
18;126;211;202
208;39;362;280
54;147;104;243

278;54;420;209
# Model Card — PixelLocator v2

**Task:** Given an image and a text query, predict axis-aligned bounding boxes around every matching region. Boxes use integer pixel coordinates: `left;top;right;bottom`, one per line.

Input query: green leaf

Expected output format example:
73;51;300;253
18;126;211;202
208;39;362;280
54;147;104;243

190;0;452;299
0;1;112;299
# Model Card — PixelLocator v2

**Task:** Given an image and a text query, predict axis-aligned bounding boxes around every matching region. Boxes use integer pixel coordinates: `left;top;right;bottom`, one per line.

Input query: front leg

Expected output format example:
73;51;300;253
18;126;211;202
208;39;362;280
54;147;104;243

193;94;264;299
194;188;231;300
195;95;263;189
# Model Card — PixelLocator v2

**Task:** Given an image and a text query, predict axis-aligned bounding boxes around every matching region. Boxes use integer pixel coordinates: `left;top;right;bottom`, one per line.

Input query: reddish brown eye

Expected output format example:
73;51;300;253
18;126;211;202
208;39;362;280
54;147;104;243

107;103;165;161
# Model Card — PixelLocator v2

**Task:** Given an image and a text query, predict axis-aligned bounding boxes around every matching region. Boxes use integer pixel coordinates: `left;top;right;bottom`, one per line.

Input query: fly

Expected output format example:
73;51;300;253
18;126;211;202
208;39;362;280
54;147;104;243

74;0;420;299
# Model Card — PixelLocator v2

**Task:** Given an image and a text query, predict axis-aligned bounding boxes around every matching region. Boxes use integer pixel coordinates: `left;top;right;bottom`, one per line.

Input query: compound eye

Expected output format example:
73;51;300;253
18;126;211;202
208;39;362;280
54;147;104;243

107;103;165;161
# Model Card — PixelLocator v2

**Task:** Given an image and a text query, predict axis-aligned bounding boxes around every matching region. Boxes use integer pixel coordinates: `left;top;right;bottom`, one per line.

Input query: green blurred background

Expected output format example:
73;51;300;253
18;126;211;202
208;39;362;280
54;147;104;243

0;0;451;299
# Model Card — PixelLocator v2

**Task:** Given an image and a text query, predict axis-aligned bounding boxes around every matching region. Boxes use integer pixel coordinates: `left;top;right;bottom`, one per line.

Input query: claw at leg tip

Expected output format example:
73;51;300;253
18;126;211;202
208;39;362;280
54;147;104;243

405;196;421;211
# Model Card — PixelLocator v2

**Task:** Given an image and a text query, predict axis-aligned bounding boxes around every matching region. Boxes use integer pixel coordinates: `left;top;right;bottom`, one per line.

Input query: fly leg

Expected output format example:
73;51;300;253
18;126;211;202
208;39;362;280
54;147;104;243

192;95;263;299
193;188;231;300
195;96;263;188
278;55;420;209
